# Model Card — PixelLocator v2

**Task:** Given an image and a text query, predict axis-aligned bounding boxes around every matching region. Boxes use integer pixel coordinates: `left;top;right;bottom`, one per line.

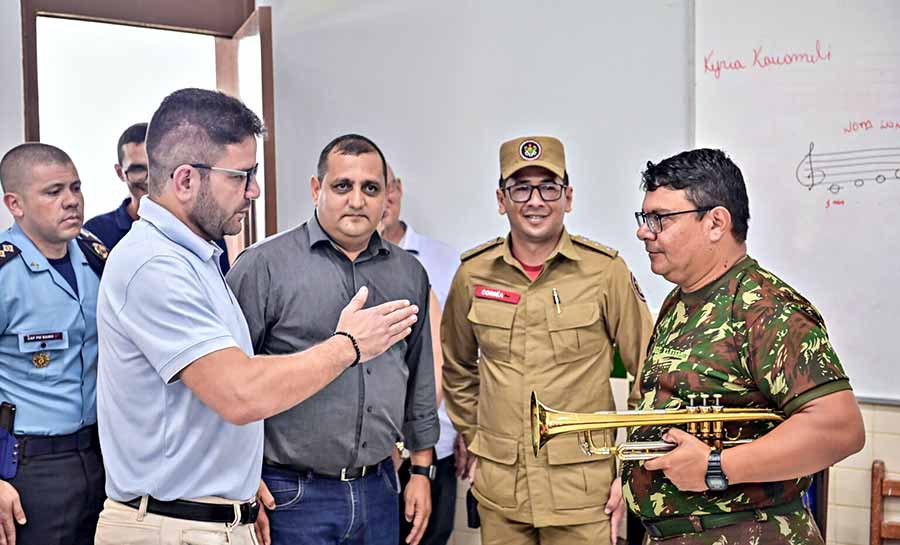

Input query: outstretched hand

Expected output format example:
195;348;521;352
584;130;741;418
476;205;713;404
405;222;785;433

336;287;419;364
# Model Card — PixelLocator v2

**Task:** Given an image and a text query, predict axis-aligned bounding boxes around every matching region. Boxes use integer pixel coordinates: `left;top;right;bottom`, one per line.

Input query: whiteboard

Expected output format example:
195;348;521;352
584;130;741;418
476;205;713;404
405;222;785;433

695;0;900;403
268;0;693;312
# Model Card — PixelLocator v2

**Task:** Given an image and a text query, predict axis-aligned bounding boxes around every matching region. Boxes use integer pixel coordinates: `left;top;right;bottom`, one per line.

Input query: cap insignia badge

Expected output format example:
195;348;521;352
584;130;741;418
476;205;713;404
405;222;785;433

519;140;542;161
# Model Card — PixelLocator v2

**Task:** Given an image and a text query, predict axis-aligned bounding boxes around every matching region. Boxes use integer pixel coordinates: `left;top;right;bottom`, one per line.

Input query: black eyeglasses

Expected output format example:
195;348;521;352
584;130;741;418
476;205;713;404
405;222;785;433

171;163;259;191
503;181;566;203
123;164;148;183
634;207;713;234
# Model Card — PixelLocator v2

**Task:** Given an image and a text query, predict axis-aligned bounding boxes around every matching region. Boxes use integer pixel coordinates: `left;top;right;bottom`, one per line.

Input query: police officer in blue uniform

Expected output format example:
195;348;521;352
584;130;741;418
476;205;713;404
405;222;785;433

0;143;106;545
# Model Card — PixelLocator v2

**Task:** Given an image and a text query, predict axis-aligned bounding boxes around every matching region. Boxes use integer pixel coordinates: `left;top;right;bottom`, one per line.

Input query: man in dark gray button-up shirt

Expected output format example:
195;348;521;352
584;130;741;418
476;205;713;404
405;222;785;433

227;134;438;545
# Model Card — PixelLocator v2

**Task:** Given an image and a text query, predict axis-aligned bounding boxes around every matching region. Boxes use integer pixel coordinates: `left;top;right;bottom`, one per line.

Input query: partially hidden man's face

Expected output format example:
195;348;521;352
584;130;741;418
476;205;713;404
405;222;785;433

496;165;572;247
16;162;84;246
189;136;259;240
381;166;402;232
312;151;386;249
636;185;711;288
118;142;149;198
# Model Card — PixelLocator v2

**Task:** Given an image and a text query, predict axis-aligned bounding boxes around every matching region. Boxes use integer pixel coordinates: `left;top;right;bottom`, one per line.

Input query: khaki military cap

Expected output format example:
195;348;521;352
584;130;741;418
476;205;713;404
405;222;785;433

499;136;566;180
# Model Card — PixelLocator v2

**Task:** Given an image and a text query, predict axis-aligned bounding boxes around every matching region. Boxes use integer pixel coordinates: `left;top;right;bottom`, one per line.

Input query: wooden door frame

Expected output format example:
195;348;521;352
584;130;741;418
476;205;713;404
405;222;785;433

19;0;277;236
215;8;278;241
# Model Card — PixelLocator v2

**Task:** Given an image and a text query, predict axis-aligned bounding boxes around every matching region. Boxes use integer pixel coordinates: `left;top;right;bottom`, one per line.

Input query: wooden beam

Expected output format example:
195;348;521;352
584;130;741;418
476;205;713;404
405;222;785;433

28;0;254;37
21;0;39;141
873;460;885;545
882;522;900;540
258;6;277;236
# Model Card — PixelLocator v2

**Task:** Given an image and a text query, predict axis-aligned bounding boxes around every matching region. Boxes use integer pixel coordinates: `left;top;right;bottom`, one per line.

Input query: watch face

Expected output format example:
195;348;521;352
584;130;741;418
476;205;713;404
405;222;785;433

706;476;727;491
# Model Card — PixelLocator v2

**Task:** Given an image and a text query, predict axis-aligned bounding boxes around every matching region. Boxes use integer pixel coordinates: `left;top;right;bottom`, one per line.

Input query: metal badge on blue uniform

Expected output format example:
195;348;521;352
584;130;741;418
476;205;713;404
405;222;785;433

32;352;51;368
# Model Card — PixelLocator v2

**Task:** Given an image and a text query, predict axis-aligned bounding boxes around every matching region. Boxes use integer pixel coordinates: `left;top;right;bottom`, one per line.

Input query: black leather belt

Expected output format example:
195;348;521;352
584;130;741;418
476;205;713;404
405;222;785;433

266;459;382;481
123;497;259;525
17;425;97;459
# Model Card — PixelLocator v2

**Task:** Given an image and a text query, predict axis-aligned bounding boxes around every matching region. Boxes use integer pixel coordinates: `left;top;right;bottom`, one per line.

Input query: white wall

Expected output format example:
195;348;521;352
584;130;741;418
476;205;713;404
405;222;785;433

37;17;217;222
268;0;693;309
0;2;24;231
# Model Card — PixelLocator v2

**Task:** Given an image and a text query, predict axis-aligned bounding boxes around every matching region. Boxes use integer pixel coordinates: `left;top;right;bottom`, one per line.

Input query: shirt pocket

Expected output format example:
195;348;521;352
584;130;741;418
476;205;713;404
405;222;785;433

467;301;516;363
546;302;602;364
16;331;69;379
546;430;614;510
470;429;519;509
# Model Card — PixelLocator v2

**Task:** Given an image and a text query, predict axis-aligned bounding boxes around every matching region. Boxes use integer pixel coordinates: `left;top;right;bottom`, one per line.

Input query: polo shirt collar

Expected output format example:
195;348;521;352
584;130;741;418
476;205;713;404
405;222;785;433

308;212;390;257
139;198;219;262
114;197;135;231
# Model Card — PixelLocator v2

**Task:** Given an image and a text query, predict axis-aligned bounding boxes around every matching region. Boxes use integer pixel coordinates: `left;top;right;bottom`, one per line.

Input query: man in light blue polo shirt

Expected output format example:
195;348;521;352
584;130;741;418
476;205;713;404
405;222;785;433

95;88;420;545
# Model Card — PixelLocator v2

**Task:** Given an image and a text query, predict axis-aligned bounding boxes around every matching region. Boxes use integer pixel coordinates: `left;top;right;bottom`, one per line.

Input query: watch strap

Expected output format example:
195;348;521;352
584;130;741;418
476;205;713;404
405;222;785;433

705;449;728;490
409;464;437;480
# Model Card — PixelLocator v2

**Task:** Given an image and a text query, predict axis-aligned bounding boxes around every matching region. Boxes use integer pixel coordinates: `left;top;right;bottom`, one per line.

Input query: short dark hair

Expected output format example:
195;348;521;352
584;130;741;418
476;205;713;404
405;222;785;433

116;122;148;165
146;88;265;196
317;134;387;184
641;148;750;242
0;142;74;194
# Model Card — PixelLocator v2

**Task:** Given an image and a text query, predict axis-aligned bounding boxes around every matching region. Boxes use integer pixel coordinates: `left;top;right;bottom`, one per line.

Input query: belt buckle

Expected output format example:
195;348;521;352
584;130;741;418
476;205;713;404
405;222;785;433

241;500;260;524
340;468;354;482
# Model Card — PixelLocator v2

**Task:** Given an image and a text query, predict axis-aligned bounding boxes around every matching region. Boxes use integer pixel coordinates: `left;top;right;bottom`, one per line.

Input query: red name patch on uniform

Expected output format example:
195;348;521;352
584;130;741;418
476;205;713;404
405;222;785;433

474;285;521;304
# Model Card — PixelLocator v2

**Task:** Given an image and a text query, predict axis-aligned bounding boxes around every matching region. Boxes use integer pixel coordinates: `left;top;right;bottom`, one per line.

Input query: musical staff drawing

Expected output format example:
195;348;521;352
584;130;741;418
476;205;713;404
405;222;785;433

795;142;900;194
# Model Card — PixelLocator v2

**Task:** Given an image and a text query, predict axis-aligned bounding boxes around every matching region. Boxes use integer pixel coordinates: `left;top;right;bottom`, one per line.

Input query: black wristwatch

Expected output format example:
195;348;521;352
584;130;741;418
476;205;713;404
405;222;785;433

705;449;728;491
409;464;437;481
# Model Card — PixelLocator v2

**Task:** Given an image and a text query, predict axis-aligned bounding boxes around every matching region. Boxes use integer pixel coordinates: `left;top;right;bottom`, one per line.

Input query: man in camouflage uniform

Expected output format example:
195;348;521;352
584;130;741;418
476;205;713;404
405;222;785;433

618;148;865;544
442;135;653;545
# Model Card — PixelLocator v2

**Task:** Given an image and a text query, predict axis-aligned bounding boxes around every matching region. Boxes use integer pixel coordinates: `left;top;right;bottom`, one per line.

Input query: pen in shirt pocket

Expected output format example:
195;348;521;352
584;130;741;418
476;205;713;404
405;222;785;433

552;288;561;314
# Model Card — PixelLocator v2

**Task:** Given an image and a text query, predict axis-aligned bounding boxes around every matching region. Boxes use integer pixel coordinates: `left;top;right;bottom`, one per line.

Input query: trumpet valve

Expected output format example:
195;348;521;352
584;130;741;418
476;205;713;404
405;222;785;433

687;394;698;410
700;420;711;438
700;393;710;406
687;421;698;435
713;420;724;437
712;394;723;412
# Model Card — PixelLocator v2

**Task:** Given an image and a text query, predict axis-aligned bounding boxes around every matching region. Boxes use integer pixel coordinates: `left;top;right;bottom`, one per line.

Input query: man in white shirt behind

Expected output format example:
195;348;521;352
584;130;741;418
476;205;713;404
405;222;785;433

381;165;460;545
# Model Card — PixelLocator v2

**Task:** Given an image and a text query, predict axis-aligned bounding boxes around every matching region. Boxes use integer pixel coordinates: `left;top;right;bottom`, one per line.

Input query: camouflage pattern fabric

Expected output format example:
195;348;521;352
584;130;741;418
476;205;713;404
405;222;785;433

623;256;850;543
641;509;824;545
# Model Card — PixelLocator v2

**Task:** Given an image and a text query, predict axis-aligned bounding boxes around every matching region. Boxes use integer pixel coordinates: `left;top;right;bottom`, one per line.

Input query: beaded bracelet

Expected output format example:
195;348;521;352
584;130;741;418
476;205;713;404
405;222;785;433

332;331;361;366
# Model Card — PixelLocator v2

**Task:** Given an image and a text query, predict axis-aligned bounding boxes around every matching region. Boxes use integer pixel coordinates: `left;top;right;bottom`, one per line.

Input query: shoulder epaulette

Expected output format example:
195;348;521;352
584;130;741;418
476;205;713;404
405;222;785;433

460;237;504;261
76;229;108;277
571;235;618;258
0;242;21;270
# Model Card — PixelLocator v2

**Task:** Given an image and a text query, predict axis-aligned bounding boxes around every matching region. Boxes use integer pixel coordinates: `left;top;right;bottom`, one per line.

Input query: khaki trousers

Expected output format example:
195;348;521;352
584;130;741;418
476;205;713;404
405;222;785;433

478;504;610;545
94;497;259;545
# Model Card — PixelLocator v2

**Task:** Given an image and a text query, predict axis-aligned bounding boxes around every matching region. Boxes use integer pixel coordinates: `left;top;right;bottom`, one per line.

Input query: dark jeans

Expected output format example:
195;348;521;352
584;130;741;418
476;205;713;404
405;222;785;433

398;454;457;545
263;458;400;545
9;442;105;545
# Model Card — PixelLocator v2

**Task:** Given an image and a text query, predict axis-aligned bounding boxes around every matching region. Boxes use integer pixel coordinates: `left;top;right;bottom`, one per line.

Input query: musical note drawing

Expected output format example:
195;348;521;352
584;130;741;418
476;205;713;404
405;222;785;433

796;142;900;194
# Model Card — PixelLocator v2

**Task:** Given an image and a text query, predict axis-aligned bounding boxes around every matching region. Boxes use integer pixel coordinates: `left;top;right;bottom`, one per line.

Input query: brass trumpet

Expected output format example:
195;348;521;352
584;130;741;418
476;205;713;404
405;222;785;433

531;392;784;461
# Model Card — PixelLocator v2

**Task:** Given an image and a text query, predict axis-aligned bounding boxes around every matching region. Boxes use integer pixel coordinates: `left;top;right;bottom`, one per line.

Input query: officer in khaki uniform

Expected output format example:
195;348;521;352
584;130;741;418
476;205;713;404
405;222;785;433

441;136;653;545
